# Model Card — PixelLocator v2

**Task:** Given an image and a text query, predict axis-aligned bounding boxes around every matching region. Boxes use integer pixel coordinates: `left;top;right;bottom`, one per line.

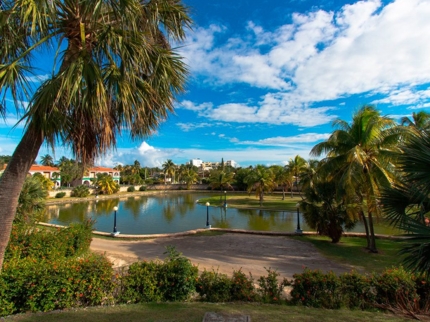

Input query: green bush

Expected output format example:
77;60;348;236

127;186;135;192
157;246;199;301
230;269;257;301
0;253;114;315
290;268;343;308
5;220;93;262
71;185;90;198
257;268;289;304
339;270;373;309
139;185;147;191
55;192;66;198
118;246;198;303
196;269;232;302
117;261;162;303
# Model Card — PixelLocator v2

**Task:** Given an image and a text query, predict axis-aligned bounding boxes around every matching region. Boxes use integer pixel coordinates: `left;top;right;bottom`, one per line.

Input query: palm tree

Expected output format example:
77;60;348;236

300;159;320;193
40;154;55;167
311;105;399;252
162;159;176;184
286;155;308;194
400;111;430;132
271;165;293;200
95;173;120;195
244;165;277;207
0;0;191;271
209;169;235;191
381;131;430;278
15;176;49;225
181;168;199;189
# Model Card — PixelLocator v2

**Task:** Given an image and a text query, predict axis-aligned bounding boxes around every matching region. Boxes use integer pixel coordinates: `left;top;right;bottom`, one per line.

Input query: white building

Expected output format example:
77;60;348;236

189;159;203;167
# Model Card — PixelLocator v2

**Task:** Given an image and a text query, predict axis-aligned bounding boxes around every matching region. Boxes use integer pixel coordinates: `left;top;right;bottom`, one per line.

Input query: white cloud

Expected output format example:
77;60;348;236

239;133;331;146
180;0;430;125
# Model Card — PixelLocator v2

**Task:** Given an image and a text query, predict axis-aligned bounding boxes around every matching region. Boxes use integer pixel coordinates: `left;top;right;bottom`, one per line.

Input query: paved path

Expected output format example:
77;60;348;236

91;233;353;279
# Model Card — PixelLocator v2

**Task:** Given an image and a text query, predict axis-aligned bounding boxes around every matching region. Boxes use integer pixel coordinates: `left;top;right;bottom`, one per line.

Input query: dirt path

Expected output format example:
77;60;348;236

91;233;352;279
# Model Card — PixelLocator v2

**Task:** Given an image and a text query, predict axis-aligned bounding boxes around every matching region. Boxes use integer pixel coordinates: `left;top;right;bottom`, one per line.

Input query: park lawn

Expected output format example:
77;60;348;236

2;302;410;322
199;194;301;210
293;235;407;273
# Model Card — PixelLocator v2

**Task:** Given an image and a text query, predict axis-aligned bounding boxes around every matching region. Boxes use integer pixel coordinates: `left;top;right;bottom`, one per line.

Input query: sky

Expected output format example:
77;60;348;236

1;0;430;168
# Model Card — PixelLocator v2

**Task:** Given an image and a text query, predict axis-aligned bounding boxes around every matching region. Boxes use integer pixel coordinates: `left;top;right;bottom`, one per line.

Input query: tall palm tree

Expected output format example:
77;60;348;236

244;165;277;207
0;0;192;271
181;168;199;189
40;154;55;167
381;131;430;278
311;105;399;252
209;169;235;191
286;155;308;194
271;165;293;200
400;111;430;132
162;159;176;184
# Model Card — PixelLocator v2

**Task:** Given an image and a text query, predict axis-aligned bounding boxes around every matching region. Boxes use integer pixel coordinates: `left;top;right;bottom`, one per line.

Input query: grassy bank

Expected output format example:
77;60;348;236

3;302;410;322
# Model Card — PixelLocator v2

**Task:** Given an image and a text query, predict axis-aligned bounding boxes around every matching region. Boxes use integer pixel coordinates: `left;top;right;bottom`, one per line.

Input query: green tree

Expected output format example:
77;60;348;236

286;155;308;194
381;130;430;278
181;168;199;189
94;173;120;195
0;0;191;271
244;165;277;207
271;165;294;200
16;176;49;225
400;111;430;132
162;159;176;184
311;105;399;252
40;154;55;167
209;169;235;191
71;185;91;198
233;167;251;191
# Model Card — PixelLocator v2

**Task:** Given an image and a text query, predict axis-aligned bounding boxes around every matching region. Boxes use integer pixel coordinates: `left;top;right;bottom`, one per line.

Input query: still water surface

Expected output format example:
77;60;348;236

44;192;400;235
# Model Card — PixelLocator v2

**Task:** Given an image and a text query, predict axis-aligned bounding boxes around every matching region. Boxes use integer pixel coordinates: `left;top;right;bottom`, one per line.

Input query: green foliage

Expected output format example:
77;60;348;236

230;269;257;302
95;173;120;195
127;186;136;192
257;268;288;304
55;192;66;198
139;185;147;191
0;253;114;315
71;185;90;198
5;220;93;262
196;269;232;302
289;267;429;313
16;175;49;224
118;246;198;303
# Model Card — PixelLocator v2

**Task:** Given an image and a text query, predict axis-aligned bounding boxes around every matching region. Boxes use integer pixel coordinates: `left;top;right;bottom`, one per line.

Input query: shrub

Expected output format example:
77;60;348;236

127;186;135;192
230;269;257;301
339;270;373;309
55;192;66;198
71;185;90;198
196;269;232;302
139;185;147;191
157;246;199;301
117;261;162;303
0;253;114;315
257;268;289;304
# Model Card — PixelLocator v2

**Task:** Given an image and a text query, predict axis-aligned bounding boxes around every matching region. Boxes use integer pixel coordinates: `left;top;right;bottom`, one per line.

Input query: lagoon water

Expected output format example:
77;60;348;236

44;192;400;235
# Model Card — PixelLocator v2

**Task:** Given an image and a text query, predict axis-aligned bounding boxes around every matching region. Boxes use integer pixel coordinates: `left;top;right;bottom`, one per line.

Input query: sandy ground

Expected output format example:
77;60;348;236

90;233;353;279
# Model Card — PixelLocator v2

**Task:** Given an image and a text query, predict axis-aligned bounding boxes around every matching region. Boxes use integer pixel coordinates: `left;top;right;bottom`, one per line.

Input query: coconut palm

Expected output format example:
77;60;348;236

181;168;199;189
94;173;120;195
271;165;293;200
0;0;191;271
381;131;430;278
286;155;308;194
209;169;235;191
40;154;55;167
162;159;176;184
244;165;277;207
400;111;430;132
311;105;399;252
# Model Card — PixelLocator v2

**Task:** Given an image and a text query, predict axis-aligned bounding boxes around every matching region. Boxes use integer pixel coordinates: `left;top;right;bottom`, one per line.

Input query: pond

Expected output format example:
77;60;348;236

43;192;401;235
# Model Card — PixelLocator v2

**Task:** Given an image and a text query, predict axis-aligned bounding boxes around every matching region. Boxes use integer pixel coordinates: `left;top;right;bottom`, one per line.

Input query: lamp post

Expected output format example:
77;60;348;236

295;202;302;234
224;191;227;207
206;202;211;229
112;206;120;236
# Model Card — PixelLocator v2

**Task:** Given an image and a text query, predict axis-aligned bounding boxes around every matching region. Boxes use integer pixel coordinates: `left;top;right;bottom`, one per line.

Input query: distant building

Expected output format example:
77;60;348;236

81;166;120;186
28;165;61;188
189;159;203;167
226;160;239;168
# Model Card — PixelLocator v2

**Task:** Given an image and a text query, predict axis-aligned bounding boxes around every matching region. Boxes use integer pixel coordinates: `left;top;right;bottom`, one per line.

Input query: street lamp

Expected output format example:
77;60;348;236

206;202;211;229
295;202;302;234
111;206;120;236
224;191;227;207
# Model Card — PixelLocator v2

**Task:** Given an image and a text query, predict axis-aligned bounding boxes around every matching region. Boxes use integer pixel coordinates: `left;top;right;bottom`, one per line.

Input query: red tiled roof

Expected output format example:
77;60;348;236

89;166;117;172
29;165;60;172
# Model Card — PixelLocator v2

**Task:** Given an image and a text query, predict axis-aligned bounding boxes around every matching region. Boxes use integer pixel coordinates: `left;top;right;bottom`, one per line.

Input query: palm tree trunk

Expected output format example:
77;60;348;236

0;127;44;272
360;210;371;249
367;212;378;253
282;187;285;200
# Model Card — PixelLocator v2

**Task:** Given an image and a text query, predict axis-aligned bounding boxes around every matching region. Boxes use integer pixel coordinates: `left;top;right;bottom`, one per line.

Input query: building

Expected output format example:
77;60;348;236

189;159;203;167
28;165;61;188
81;166;120;186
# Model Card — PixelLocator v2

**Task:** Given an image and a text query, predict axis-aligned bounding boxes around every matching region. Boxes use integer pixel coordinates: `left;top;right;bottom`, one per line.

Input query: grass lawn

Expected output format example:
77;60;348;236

292;235;406;273
199;193;302;210
3;302;411;322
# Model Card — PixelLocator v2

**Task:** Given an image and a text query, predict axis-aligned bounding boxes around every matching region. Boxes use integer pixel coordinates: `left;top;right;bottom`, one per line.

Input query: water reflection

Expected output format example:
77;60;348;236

43;192;401;235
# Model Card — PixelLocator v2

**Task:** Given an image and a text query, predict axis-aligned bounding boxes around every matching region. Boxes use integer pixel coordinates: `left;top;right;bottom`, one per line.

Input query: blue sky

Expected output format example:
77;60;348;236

1;0;430;168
